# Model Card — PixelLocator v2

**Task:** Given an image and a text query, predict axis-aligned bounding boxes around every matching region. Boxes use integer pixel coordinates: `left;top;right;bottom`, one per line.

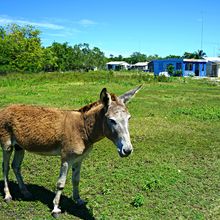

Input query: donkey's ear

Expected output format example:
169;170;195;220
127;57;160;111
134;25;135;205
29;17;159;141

100;88;112;106
119;85;142;104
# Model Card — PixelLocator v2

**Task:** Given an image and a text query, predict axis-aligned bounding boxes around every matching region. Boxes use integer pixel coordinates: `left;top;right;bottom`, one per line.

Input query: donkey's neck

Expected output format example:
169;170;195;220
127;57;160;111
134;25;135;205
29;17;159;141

83;104;106;144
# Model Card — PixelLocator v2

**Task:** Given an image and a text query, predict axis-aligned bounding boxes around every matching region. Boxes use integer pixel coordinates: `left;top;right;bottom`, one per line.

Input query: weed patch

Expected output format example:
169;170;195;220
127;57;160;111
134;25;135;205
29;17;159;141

143;177;161;192
173;106;220;121
132;194;145;207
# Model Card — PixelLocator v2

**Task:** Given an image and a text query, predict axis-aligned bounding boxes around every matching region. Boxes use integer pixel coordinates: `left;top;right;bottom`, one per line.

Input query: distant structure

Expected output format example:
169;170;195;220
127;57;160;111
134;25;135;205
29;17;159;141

131;62;149;72
106;58;220;77
149;58;215;77
106;61;149;71
106;61;130;71
205;57;220;77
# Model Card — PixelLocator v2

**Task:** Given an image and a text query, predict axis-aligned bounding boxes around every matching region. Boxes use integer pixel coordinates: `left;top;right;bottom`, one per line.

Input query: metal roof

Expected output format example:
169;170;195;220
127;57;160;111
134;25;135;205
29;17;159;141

133;62;149;66
183;59;207;63
204;57;220;63
106;61;130;65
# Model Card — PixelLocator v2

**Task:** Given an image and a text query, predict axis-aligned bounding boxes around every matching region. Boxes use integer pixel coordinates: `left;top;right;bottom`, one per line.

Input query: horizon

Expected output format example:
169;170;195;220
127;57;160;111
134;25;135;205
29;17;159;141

1;0;220;58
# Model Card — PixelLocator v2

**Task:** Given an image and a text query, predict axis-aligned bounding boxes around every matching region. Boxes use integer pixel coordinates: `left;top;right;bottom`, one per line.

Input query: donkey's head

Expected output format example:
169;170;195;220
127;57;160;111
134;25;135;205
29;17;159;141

100;86;142;157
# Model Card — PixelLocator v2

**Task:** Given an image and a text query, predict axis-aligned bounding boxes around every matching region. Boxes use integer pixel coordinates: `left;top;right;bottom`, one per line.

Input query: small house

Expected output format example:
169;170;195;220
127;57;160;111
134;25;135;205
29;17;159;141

106;61;130;71
205;57;220;77
183;59;207;77
132;62;149;71
149;58;207;77
148;58;182;76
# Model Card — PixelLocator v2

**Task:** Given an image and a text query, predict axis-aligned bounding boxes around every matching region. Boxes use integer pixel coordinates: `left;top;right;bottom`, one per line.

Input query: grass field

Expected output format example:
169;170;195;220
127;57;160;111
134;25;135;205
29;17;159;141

0;72;219;220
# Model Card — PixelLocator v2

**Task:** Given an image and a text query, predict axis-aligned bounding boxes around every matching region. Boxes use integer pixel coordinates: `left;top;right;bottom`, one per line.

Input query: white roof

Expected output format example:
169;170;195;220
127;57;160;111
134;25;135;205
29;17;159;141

133;62;149;66
183;59;207;63
106;61;129;65
204;57;220;63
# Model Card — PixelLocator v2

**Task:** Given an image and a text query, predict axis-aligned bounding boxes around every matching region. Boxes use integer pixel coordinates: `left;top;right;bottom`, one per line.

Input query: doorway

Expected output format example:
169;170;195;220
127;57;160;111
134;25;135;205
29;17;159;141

195;63;200;76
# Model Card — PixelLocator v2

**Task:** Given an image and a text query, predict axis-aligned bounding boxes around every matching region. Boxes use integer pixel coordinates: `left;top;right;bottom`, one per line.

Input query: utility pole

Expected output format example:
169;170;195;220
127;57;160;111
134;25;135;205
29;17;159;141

201;11;204;50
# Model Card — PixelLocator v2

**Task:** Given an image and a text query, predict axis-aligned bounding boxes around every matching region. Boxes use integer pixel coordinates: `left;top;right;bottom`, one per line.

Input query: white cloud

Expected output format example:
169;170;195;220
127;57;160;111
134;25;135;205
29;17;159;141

0;15;98;30
0;16;64;30
78;19;97;27
0;15;99;46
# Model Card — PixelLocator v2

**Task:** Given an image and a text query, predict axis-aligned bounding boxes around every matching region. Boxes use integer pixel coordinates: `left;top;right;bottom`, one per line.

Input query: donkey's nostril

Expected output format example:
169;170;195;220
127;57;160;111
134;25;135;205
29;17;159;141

123;148;132;156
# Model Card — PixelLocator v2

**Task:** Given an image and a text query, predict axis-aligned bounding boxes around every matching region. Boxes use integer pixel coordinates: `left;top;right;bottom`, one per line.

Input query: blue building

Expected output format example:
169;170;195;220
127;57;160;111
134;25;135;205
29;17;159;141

149;58;207;77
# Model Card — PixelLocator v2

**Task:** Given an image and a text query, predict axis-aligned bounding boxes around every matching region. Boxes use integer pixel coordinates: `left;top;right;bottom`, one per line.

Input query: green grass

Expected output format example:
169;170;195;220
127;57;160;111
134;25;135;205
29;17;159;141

0;71;219;219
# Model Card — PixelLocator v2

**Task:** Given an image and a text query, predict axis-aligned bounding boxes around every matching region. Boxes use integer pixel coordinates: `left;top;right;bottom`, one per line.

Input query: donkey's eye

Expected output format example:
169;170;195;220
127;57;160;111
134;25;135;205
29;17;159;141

109;119;117;125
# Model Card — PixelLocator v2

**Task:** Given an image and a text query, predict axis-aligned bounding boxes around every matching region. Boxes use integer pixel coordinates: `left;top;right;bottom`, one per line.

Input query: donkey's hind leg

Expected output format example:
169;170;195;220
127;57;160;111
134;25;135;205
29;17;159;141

2;147;13;202
11;145;32;199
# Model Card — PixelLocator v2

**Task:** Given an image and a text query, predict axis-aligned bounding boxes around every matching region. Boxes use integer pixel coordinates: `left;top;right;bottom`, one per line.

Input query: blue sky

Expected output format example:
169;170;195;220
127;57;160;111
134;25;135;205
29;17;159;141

1;0;220;57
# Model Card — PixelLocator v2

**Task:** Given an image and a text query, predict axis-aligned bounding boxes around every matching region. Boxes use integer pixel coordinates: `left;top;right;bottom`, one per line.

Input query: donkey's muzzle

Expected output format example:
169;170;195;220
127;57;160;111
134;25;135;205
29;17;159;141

123;148;132;156
119;148;132;157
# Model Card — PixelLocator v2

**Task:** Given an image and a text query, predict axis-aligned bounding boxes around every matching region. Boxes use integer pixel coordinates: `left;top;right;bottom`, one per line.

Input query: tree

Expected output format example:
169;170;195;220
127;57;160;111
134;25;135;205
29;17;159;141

129;52;147;64
183;50;206;59
108;54;123;62
165;55;181;59
49;42;106;71
90;47;106;69
0;24;44;73
42;47;58;72
146;54;161;61
50;42;75;71
183;52;195;59
193;50;206;59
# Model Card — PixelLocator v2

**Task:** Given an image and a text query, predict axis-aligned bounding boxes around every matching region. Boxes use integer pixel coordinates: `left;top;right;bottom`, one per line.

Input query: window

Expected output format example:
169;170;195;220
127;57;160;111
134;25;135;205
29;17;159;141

185;63;193;71
176;63;182;70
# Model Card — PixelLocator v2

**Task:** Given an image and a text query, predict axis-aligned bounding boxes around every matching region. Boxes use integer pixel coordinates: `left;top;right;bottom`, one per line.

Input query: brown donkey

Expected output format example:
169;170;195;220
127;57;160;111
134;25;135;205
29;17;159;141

0;86;141;217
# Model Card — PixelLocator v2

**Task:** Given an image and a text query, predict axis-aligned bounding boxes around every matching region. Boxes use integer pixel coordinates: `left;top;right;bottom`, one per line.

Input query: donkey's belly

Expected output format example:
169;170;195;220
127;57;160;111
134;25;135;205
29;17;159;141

30;147;61;156
13;134;62;156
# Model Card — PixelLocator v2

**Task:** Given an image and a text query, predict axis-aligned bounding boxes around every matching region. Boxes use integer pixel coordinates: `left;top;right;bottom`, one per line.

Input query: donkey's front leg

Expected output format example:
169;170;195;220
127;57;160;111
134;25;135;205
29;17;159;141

52;160;70;217
72;161;85;206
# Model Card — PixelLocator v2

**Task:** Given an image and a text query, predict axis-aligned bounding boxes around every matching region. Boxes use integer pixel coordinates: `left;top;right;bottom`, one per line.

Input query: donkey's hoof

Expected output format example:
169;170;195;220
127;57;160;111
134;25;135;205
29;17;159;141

52;207;61;218
52;212;60;218
4;196;12;203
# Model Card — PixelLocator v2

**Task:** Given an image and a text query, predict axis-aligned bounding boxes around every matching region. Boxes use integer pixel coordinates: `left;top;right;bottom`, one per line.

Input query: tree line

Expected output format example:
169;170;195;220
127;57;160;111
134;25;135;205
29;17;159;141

0;24;107;73
110;50;207;64
0;24;207;73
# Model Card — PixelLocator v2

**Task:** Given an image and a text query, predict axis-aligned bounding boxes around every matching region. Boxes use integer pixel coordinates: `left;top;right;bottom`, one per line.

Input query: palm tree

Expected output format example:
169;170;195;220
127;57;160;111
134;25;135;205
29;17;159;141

193;50;206;59
183;50;206;59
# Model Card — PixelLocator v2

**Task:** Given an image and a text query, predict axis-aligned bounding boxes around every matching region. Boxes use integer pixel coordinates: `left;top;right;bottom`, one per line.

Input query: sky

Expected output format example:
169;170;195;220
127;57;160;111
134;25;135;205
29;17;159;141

1;0;220;58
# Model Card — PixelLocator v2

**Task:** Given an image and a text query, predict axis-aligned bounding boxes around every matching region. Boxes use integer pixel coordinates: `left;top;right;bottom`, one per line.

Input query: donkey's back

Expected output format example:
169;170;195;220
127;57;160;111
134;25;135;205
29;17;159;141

0;104;65;153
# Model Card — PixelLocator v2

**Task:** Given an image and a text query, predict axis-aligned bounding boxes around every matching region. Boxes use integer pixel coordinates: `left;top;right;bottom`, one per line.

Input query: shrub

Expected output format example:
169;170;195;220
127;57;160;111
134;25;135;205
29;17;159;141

156;75;170;82
132;194;145;207
173;70;182;77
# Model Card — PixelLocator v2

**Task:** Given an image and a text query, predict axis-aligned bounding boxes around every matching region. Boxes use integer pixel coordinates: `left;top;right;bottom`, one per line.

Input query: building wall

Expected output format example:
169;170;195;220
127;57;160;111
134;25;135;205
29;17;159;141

106;64;128;71
153;59;183;75
182;62;206;77
217;65;220;77
206;62;220;77
206;62;212;76
152;59;207;77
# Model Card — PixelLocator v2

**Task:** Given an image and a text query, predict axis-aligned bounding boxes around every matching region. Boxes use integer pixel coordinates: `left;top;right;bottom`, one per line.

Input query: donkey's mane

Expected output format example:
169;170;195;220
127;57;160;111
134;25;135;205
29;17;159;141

78;101;101;113
78;93;118;113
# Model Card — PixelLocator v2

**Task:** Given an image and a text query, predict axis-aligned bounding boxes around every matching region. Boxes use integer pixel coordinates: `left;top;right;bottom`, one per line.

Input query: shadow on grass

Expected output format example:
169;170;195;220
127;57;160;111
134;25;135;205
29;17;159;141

0;181;95;220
